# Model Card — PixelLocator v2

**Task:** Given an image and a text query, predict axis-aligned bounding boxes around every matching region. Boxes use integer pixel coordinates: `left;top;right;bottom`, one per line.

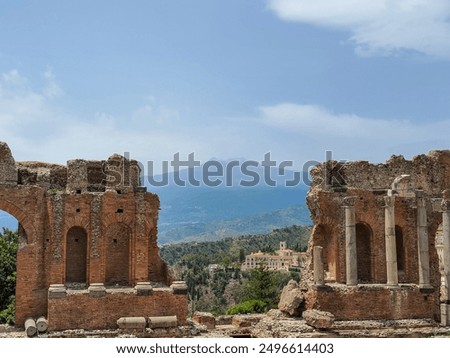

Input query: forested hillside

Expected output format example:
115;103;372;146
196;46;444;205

160;225;311;315
160;225;311;266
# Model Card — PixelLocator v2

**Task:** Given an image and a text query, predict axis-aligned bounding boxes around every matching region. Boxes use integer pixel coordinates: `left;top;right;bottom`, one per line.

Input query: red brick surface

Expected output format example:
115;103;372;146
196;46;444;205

48;289;188;330
0;146;179;328
305;285;436;321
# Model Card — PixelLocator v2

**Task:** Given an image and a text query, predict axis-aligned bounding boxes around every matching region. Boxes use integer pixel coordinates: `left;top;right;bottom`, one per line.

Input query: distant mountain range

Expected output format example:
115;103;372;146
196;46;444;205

153;185;310;244
157;203;310;244
144;160;310;188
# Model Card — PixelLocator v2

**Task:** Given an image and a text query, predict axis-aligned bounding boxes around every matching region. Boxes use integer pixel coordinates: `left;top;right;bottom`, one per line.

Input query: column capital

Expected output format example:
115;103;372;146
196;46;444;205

442;199;450;212
343;196;357;206
384;195;395;207
443;189;450;200
416;190;426;207
415;189;424;199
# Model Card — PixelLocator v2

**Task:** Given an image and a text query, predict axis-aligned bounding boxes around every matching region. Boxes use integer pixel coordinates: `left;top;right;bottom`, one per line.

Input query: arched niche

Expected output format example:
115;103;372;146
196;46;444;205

312;224;338;281
65;226;88;285
105;222;131;286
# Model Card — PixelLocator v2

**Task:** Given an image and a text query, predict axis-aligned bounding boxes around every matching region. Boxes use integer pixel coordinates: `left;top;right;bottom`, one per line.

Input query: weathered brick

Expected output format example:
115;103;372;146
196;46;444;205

0;142;187;329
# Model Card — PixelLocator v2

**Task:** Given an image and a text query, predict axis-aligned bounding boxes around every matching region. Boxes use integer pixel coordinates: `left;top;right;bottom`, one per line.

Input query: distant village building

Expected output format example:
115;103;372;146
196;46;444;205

241;241;307;272
208;264;221;275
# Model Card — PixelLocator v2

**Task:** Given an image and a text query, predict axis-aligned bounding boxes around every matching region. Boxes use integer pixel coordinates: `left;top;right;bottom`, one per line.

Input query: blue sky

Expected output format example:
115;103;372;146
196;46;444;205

1;0;450;173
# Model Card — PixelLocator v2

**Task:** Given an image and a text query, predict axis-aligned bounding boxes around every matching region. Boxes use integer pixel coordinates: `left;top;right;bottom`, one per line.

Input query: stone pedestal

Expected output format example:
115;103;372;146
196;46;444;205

313;246;325;286
48;284;66;299
416;191;431;289
344;197;357;286
170;281;188;295
88;283;106;297
135;282;153;296
384;196;398;287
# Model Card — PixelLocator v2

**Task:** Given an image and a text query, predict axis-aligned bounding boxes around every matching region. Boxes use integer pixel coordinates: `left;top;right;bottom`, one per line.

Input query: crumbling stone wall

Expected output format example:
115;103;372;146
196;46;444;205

305;151;450;321
305;285;435;320
48;288;188;331
0;142;184;329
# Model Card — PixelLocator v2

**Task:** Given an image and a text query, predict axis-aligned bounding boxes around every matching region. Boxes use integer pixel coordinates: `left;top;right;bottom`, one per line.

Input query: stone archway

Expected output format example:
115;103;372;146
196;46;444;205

0;199;38;326
0;198;37;245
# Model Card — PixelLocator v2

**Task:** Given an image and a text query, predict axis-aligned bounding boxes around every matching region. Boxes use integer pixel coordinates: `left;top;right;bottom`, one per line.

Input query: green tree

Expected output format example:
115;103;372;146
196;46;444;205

226;299;266;315
230;266;292;313
0;228;18;324
239;248;246;263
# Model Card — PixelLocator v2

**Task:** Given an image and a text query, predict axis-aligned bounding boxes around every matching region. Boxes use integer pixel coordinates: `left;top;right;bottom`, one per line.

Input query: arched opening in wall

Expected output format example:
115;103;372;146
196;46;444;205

65;226;88;287
395;225;405;273
356;222;372;283
105;223;131;286
0;210;20;325
312;224;337;282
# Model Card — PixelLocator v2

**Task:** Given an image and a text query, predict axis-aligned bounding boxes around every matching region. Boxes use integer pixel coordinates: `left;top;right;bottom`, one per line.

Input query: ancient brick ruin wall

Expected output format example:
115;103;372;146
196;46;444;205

305;150;450;321
48;289;188;331
307;190;437;285
0;142;181;328
310;151;450;195
305;285;435;321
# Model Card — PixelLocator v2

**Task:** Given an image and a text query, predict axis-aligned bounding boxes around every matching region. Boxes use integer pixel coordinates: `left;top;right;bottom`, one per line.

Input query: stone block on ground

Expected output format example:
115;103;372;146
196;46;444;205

302;309;335;330
278;280;304;316
266;309;288;320
192;312;216;330
231;314;265;328
216;315;233;326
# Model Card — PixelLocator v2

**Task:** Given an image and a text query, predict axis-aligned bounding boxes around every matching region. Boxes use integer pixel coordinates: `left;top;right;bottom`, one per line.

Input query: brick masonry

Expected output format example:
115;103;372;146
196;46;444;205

48;288;188;331
305;285;436;321
0;142;186;329
303;151;450;321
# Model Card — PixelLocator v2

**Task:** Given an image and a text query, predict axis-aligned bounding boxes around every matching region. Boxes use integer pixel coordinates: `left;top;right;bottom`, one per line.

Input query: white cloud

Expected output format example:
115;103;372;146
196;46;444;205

1;69;447;176
259;103;412;138
0;69;266;171
259;102;450;161
42;69;64;99
2;69;30;89
0;69;187;165
0;70;58;133
267;0;450;58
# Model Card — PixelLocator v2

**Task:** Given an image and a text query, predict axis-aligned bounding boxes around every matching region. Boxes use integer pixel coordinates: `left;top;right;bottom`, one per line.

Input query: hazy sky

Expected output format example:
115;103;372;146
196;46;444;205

1;0;449;173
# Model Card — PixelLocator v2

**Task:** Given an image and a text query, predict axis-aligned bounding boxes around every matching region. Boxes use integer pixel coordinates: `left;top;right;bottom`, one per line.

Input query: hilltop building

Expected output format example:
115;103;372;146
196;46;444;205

241;241;307;272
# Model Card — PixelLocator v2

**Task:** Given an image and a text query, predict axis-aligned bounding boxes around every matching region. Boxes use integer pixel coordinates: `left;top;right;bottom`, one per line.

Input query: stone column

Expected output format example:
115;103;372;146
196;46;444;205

384;195;398;286
344;197;357;286
313;246;325;286
416;191;431;288
442;199;450;326
443;201;450;299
